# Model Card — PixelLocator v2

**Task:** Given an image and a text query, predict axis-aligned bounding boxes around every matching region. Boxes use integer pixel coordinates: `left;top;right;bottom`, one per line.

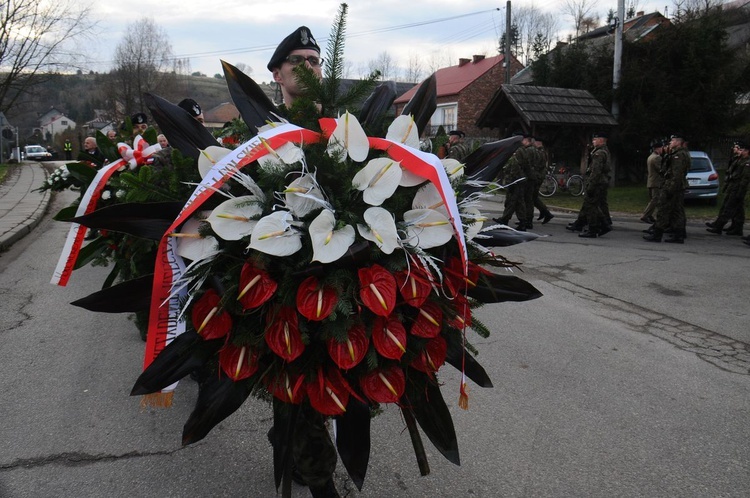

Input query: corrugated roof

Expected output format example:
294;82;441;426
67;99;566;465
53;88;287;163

394;54;506;104
476;85;618;129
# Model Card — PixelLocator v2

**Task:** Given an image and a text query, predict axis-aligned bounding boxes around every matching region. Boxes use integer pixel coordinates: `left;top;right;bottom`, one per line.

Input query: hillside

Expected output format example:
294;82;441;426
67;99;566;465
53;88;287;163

3;72;275;140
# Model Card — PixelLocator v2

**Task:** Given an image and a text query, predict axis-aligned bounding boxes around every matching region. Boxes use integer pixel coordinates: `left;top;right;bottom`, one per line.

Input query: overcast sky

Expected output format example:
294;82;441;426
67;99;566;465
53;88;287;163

84;0;683;84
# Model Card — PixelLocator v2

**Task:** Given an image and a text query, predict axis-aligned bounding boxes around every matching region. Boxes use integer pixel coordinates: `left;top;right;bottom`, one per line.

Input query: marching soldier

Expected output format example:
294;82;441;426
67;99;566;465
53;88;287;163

494;133;532;231
445;130;471;162
644;133;690;243
571;132;612;238
707;141;749;237
531;136;554;225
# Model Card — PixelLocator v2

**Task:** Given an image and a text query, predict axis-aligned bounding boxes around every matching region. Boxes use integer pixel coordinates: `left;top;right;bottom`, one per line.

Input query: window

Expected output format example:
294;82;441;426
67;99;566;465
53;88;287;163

443;108;455;129
61;120;68;126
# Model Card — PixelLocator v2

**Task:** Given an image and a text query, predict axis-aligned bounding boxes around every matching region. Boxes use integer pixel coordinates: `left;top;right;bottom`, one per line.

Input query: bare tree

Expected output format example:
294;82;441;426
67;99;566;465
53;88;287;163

506;5;561;64
108;18;175;118
0;0;94;111
233;62;251;75
403;52;425;84
561;0;599;39
368;51;396;81
426;51;455;74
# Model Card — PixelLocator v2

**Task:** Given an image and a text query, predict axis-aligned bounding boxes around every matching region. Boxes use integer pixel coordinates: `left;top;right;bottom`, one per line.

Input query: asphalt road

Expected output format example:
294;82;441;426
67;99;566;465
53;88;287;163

1;191;748;497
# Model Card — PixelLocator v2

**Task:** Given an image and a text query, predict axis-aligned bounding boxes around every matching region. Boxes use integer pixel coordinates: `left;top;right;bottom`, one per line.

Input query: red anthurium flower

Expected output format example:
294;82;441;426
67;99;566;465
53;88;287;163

307;368;351;416
410;336;447;375
358;265;396;316
265;306;304;362
296;276;337;321
410;301;442;338
219;344;259;381
360;365;405;404
447;293;472;330
237;262;277;310
191;289;232;340
327;323;369;370
372;316;407;360
395;268;433;308
444;258;488;296
268;372;305;404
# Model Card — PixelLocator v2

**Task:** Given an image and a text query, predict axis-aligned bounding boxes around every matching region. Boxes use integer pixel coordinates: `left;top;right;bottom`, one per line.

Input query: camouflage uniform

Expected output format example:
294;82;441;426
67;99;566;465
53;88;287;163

446;140;471;162
576;144;611;232
497;145;530;229
654;145;690;239
711;156;750;234
530;144;552;222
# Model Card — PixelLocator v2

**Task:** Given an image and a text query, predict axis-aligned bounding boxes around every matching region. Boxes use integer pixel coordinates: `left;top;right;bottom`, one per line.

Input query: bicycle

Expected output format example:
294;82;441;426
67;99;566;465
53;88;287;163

539;164;585;197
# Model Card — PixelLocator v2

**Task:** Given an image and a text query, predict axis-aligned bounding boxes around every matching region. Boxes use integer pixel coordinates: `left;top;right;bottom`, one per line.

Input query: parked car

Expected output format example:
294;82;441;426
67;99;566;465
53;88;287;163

22;145;53;161
685;151;719;204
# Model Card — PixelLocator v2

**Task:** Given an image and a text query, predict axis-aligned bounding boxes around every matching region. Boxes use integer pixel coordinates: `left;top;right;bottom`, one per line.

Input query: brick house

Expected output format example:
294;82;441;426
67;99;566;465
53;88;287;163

393;54;523;139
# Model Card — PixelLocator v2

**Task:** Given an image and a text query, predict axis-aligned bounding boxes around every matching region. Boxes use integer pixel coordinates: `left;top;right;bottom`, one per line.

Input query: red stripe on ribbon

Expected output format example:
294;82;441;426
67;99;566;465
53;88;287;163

51;159;127;286
144;126;320;370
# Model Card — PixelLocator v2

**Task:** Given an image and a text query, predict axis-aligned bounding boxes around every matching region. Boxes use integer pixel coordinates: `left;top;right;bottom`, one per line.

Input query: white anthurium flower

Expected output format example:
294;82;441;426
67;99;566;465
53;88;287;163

206;196;263;241
461;206;484;241
402;208;454;249
399;167;427;187
284;174;326;217
173;216;220;262
198;146;232;178
357;207;400;254
412;182;448;217
441;158;465;180
327;111;369;162
352;157;402;206
386;115;420;149
257;139;304;171
248;210;302;257
309;209;355;264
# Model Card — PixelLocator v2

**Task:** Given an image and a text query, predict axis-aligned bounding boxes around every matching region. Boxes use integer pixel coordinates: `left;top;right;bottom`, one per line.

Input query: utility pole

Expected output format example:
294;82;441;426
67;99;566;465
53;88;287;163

611;0;624;119
505;1;512;84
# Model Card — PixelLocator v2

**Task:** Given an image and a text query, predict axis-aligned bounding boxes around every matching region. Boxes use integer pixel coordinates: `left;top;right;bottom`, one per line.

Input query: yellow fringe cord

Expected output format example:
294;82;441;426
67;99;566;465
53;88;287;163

458;381;469;410
140;392;174;409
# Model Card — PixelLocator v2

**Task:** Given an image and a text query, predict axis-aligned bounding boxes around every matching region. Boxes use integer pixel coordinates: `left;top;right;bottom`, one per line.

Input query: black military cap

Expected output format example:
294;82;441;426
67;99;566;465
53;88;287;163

449;130;465;138
650;138;664;148
178;98;202;117
736;140;749;150
131;112;148;125
670;133;686;140
592;131;608;139
267;26;320;71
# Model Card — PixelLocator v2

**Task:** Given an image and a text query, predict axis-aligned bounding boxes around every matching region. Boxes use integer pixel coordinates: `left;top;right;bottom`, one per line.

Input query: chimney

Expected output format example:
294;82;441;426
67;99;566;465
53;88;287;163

636;11;644;16
472;54;485;63
458;58;470;67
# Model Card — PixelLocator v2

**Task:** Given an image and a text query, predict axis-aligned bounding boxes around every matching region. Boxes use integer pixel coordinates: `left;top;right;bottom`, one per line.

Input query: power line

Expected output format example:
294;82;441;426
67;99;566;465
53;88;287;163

86;8;501;68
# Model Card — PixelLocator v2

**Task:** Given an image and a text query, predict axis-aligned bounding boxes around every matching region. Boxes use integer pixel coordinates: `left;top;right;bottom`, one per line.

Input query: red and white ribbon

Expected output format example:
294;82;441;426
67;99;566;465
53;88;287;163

118;135;161;170
51;159;127;286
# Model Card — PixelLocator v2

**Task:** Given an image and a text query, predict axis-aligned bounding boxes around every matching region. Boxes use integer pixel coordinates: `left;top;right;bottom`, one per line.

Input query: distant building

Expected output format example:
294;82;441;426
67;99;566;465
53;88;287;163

84;110;115;136
39;107;76;139
394;54;523;138
203;102;241;130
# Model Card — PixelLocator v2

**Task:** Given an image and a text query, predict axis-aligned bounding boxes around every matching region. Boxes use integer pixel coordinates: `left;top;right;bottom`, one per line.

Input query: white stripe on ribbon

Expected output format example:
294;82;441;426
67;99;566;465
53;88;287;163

51;159;127;286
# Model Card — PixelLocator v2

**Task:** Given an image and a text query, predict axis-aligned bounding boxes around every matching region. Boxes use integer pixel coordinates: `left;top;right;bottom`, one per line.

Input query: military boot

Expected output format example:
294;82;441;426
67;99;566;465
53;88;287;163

540;211;555;224
724;225;743;236
643;229;663;242
664;230;685;243
566;222;584;232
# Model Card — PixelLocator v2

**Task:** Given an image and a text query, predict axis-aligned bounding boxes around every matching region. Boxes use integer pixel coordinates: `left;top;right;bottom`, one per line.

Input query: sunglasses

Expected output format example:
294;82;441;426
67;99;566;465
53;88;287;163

285;55;324;67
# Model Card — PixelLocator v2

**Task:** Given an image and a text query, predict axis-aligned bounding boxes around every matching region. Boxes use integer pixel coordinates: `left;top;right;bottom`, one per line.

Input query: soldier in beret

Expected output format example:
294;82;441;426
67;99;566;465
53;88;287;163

131;112;149;136
178;98;205;124
267;26;323;107
445;130;470;162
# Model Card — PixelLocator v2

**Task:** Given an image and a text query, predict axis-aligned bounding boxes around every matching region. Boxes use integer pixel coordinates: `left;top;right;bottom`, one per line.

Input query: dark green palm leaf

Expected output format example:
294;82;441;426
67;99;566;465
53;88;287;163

131;331;223;396
401;74;437;137
467;273;543;303
222;60;279;134
182;373;251;445
445;342;493;388
144;93;220;161
70;202;183;240
70;274;153;312
335;397;371;490
403;370;460;465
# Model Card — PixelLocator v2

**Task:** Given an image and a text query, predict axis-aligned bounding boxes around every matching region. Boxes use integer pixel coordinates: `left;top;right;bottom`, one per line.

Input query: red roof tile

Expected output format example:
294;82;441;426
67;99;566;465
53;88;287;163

394;54;506;104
